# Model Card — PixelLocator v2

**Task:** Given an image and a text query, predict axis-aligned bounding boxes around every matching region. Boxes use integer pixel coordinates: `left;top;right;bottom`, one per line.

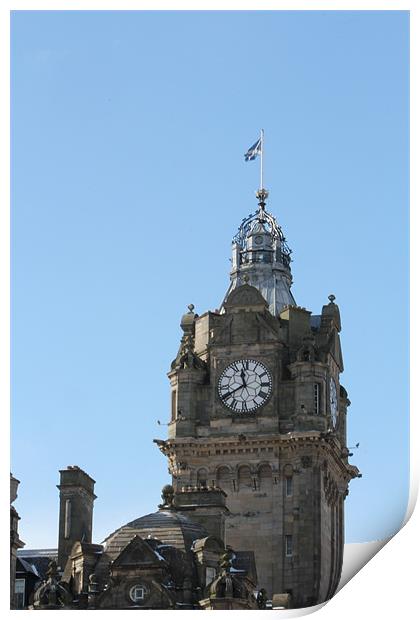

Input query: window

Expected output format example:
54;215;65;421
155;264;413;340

129;584;147;603
64;499;71;539
314;383;320;415
285;535;293;557
14;579;25;609
197;469;207;488
171;391;177;421
285;476;293;497
73;571;82;594
206;567;216;585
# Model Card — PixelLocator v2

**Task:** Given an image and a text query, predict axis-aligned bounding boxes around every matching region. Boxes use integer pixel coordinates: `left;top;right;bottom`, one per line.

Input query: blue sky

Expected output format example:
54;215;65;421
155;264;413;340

11;10;409;547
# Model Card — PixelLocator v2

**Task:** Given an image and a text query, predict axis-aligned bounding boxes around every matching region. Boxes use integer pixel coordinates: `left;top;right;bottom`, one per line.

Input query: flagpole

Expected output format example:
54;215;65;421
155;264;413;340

260;128;264;190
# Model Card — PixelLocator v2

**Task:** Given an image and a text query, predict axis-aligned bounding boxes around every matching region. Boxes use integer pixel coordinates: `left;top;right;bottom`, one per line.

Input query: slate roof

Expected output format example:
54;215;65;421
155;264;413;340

16;557;40;578
102;509;208;560
17;549;58;580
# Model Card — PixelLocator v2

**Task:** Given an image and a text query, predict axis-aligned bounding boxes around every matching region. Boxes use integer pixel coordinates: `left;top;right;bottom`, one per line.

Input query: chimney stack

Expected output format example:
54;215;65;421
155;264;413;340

57;466;96;572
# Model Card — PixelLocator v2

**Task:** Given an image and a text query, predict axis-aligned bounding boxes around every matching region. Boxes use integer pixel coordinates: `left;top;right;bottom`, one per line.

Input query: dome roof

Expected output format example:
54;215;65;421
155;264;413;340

102;510;208;560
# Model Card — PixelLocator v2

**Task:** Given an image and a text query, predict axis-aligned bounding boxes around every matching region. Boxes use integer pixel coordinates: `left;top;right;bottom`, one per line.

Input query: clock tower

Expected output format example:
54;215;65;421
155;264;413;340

156;188;359;608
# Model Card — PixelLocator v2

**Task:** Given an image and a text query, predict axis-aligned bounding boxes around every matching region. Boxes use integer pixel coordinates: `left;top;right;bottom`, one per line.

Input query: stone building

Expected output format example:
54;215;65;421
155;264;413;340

157;187;360;607
17;184;359;610
10;474;25;608
21;475;258;610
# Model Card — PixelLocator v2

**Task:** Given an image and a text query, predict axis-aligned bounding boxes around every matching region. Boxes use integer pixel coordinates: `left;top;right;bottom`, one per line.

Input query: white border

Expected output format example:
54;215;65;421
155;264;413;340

3;2;417;618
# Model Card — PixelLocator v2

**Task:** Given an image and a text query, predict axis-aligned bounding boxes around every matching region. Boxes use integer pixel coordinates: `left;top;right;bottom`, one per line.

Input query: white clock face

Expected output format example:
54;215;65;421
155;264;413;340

218;359;272;413
330;377;338;427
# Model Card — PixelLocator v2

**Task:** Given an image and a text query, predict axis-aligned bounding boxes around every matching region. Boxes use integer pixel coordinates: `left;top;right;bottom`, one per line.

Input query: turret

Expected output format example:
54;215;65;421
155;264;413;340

167;304;208;440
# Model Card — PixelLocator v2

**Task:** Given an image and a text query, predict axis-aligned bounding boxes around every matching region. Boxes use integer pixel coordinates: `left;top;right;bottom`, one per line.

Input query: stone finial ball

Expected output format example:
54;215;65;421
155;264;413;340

161;484;175;503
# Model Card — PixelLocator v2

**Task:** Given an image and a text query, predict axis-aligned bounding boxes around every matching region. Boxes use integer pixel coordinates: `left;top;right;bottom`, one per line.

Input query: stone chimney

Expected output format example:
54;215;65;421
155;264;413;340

57;466;96;572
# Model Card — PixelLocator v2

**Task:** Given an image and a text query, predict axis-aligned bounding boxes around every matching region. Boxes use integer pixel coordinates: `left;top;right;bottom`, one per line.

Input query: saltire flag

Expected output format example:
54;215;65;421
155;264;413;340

244;137;262;161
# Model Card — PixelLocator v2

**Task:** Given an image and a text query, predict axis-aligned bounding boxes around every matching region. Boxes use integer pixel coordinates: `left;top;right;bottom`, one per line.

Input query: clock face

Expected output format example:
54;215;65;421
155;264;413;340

329;377;338;427
218;359;272;413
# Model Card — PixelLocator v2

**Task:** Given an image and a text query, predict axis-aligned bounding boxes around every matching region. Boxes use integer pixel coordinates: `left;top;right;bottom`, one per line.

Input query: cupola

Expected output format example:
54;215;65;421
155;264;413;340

222;188;296;316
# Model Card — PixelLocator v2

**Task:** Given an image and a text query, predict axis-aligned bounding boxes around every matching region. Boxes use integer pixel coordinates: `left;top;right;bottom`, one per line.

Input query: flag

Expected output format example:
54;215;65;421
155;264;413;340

244;137;262;161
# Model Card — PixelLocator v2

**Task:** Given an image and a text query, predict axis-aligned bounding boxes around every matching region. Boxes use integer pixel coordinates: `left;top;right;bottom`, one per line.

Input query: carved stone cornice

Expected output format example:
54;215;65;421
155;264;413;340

154;431;360;483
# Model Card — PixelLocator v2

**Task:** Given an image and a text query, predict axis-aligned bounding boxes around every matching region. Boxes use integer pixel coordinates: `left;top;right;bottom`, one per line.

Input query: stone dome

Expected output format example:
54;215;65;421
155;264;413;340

102;510;208;560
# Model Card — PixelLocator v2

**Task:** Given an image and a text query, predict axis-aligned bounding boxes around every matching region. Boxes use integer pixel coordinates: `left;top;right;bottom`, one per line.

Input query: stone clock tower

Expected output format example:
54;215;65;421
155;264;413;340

156;188;359;608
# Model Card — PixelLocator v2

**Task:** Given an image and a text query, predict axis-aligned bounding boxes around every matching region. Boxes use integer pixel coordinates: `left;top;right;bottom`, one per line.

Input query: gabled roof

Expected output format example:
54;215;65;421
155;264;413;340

112;535;167;568
224;284;268;312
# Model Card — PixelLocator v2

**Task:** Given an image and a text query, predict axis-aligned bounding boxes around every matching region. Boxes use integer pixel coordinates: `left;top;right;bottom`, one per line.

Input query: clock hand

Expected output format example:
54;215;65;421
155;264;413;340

240;369;246;387
222;385;245;400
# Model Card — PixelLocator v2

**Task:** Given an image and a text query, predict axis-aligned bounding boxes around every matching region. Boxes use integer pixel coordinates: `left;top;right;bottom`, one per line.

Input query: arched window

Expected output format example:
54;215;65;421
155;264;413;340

259;464;272;491
197;468;207;488
283;464;294;498
216;466;231;492
238;465;252;490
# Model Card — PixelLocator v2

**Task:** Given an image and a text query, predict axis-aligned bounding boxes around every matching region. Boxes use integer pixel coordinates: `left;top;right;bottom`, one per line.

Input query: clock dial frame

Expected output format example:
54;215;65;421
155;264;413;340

218;359;272;413
329;377;338;427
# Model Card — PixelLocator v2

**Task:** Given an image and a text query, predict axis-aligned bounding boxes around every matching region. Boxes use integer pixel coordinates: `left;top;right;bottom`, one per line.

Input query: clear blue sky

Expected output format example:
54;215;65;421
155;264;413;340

11;10;409;548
